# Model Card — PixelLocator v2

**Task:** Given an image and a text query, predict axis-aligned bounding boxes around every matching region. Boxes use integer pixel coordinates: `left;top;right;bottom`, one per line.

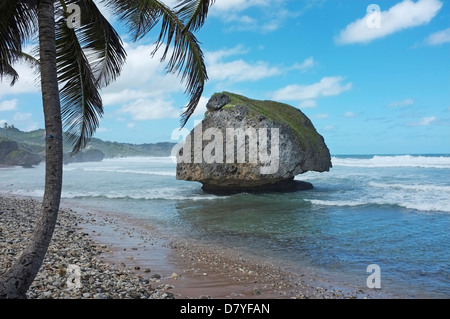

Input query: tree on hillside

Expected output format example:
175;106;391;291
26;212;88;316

0;0;213;298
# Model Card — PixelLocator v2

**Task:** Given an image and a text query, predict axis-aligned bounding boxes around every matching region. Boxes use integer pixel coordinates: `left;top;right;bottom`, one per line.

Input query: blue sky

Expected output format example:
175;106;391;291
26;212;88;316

0;0;449;154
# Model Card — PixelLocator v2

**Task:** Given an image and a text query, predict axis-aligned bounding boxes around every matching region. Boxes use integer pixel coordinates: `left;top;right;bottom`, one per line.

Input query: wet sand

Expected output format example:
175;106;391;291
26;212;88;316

1;193;391;299
65;199;390;299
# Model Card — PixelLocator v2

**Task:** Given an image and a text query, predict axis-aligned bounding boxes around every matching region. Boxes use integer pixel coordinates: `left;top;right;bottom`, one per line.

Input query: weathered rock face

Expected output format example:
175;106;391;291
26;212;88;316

175;92;332;194
0;139;42;168
0;140;18;160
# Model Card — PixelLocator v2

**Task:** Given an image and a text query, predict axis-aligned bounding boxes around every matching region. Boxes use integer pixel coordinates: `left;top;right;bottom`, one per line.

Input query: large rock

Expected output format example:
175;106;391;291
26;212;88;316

0;139;42;167
4;149;41;167
175;92;332;194
0;139;18;160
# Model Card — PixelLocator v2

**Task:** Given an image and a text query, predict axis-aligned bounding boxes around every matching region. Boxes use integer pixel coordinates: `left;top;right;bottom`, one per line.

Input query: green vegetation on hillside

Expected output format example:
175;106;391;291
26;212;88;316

0;126;176;158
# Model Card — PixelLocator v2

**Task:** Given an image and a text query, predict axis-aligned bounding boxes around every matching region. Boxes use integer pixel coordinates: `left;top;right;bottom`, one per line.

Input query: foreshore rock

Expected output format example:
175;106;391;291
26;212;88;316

0;139;41;167
176;92;332;194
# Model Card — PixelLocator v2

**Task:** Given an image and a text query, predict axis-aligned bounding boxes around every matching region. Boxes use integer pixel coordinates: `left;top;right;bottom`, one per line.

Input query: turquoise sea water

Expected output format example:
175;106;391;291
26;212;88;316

1;155;449;298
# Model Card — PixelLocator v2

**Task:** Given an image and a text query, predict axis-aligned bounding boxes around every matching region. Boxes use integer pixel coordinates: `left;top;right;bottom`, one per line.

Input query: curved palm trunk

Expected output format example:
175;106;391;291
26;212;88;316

0;0;63;299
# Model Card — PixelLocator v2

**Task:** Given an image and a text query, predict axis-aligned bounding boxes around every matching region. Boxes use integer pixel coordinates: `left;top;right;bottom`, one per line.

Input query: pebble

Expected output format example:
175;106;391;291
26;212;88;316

0;195;364;300
0;196;175;299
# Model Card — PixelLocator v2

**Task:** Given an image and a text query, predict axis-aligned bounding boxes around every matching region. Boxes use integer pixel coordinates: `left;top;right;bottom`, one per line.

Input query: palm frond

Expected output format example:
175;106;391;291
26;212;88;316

0;59;20;86
152;1;209;126
176;0;215;33
0;0;38;83
106;0;211;126
105;0;161;41
55;10;103;154
55;0;126;153
76;0;127;88
0;50;40;85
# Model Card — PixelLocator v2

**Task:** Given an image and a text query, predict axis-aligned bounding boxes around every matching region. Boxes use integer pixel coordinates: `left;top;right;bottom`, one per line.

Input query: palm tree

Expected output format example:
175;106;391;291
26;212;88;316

0;0;213;299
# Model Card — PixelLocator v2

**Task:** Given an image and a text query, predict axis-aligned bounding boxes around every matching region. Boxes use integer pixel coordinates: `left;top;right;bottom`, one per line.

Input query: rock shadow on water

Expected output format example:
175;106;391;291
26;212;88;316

201;178;313;196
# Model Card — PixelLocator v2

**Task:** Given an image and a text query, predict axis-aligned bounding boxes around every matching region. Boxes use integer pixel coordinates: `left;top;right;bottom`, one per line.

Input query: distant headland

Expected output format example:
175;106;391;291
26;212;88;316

0;125;176;167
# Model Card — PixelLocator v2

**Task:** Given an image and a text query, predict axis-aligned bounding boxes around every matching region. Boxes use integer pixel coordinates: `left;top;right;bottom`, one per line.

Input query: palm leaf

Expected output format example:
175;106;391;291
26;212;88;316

0;59;20;86
105;0;161;42
176;0;215;33
106;0;211;126
77;0;127;88
0;0;38;84
55;0;126;153
0;50;40;85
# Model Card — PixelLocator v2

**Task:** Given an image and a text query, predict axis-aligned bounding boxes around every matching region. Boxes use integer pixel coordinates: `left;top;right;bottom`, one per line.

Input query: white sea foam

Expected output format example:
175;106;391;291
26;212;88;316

103;156;175;163
7;189;44;198
82;167;175;176
306;199;367;207
369;182;450;193
306;196;450;213
59;188;218;201
332;155;450;169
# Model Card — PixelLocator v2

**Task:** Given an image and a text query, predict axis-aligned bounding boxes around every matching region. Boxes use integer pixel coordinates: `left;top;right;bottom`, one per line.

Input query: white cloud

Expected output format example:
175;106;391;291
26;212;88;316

407;116;437;126
119;98;181;120
206;45;281;82
290;57;316;72
210;0;296;33
315;113;329;119
12;112;38;131
208;60;281;83
0;99;18;111
344;111;357;118
336;0;443;45
96;127;111;133
101;42;184;103
388;98;415;107
13;112;32;122
425;27;450;45
205;46;249;64
102;89;154;107
100;41;193;121
0;57;40;98
206;47;315;84
273;76;352;101
418;116;437;126
299;100;317;108
210;0;271;13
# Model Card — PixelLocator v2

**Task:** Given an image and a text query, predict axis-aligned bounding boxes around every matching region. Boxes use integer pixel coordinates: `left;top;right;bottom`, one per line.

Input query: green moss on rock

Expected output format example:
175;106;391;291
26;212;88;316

213;92;326;154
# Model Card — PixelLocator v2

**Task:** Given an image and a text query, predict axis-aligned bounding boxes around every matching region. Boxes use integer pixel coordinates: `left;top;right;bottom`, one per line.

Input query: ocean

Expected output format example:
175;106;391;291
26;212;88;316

1;154;449;298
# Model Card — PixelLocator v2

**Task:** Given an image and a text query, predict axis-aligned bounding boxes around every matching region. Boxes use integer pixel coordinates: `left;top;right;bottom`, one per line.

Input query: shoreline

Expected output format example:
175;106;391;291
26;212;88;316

1;193;392;299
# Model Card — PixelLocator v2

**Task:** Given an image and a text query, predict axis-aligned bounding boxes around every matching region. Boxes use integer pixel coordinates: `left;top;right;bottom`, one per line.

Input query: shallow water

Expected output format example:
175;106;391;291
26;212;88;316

1;154;449;298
